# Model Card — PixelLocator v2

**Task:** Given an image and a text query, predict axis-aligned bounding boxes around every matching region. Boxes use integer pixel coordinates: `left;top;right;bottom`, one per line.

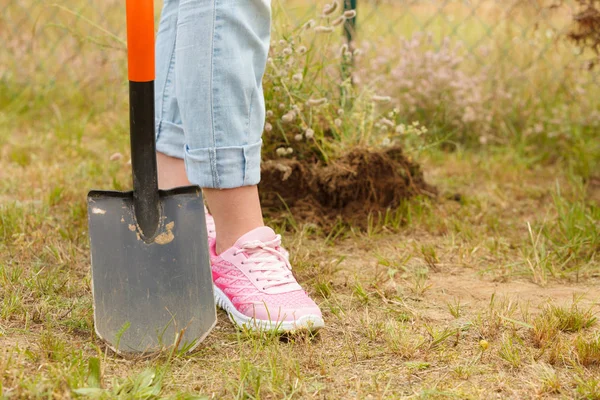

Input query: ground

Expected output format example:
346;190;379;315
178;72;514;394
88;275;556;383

1;0;600;398
1;138;599;398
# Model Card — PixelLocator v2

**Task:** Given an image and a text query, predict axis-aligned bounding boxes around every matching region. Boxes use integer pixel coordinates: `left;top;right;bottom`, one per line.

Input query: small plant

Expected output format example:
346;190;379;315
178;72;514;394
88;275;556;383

409;267;431;296
420;244;439;272
575;374;600;399
545;186;600;276
523;221;555;284
575;334;600;366
498;334;522;369
353;280;370;304
548;303;597;333
384;320;419;359
447;298;462;319
531;362;561;395
531;311;560;348
313;279;333;299
530;301;595;351
421;325;458;350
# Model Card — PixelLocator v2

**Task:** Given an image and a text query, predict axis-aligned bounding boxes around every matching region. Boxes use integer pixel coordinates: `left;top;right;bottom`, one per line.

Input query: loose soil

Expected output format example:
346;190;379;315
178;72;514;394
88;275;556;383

259;146;436;228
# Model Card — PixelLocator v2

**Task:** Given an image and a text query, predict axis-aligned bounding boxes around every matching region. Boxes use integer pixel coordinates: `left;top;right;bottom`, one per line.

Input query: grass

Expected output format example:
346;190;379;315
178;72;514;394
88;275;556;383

2;0;600;398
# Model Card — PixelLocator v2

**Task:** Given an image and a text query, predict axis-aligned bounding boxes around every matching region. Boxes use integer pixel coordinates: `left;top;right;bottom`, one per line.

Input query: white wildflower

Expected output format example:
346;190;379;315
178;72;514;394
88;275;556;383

304;19;316;29
334;118;342;127
282;112;295;123
286;147;294;154
331;16;345;27
294;134;303;141
297;46;307;54
380;118;395;128
314;26;334;33
282;47;292;56
109;152;123;161
278;103;286;110
343;10;357;19
276;147;287;156
372;95;391;103
307;98;328;107
323;0;339;15
292;73;303;82
264;122;273;132
340;43;348;56
305;128;315;139
337;109;344;116
266;110;273;118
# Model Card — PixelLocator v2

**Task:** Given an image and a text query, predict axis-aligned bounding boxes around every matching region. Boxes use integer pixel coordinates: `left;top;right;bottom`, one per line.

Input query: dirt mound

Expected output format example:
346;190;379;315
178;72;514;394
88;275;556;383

259;147;436;228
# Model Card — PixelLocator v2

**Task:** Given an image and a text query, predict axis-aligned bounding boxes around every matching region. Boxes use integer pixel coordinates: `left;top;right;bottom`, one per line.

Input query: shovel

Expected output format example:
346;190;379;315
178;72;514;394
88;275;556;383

87;0;216;354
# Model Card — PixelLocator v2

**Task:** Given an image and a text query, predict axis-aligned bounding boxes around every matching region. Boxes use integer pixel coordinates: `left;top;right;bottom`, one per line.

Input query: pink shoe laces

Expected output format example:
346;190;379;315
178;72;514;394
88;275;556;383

234;235;297;292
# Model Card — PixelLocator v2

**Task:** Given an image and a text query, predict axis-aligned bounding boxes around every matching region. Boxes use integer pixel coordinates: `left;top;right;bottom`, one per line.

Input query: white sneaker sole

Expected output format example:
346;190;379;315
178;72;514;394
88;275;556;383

213;286;325;333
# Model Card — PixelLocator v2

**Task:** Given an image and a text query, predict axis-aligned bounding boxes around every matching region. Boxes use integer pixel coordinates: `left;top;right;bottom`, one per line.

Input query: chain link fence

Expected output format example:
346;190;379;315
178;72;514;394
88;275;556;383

2;1;597;118
355;0;598;84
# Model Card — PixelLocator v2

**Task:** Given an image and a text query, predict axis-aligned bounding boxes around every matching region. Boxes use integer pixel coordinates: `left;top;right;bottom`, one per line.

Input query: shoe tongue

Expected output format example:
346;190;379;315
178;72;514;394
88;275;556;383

234;226;277;248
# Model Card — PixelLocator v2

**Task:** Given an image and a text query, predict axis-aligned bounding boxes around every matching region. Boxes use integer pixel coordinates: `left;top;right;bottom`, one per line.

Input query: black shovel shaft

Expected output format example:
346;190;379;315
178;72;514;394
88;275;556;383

126;0;160;239
129;81;160;239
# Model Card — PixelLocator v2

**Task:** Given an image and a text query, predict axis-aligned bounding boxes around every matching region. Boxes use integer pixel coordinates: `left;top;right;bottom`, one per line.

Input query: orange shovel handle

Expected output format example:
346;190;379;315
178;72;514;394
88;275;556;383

126;0;155;82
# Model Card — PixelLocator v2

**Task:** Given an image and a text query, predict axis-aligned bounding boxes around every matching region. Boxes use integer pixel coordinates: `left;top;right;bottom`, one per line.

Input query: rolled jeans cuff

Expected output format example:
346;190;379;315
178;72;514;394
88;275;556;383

184;141;262;189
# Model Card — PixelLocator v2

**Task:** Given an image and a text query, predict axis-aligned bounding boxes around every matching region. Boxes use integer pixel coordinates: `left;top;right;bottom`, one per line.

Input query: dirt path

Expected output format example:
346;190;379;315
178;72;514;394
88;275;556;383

428;273;600;309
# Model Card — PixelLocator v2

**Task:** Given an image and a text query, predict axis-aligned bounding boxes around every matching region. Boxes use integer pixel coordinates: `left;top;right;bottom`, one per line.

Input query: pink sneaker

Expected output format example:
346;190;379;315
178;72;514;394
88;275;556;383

209;226;324;332
204;207;289;260
204;206;216;240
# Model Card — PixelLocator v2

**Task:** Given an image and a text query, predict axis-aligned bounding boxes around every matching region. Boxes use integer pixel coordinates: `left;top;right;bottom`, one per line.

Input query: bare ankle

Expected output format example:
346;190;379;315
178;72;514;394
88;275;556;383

204;186;264;254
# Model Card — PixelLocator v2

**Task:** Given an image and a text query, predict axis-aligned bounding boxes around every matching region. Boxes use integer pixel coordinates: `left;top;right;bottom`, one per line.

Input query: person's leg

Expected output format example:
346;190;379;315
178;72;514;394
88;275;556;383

173;0;269;252
156;151;262;253
155;0;188;185
171;0;323;331
155;0;264;252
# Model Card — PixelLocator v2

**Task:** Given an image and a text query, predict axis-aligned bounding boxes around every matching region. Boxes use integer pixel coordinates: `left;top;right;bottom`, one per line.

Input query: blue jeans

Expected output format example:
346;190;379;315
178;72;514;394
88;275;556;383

155;0;271;189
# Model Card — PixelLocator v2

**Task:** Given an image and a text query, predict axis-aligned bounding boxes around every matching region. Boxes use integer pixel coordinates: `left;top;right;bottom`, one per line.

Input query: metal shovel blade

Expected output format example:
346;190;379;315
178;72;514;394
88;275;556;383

87;186;216;354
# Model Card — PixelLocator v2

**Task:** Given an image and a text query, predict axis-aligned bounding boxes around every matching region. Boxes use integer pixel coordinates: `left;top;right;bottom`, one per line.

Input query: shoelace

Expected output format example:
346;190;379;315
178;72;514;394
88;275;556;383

234;235;297;291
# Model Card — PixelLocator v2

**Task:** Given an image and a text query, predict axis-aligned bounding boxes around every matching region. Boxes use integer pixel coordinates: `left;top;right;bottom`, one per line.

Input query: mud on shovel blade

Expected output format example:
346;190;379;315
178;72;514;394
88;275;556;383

86;0;215;354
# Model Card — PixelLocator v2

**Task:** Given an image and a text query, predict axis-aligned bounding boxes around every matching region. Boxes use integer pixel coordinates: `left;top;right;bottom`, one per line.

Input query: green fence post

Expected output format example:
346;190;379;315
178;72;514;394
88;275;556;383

341;0;357;107
343;0;357;44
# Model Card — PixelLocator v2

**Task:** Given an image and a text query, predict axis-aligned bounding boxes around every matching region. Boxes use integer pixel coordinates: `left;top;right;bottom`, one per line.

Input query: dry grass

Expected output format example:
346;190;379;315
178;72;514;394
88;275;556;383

2;0;600;398
2;135;599;398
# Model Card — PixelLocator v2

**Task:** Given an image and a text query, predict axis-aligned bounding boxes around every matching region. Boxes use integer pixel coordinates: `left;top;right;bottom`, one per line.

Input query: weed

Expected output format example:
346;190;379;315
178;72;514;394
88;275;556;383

575;374;600;400
352;280;370;304
575;334;600;366
546;185;600;276
447;298;462;319
498;334;523;369
531;362;561;395
384;320;419;359
409;267;431;297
